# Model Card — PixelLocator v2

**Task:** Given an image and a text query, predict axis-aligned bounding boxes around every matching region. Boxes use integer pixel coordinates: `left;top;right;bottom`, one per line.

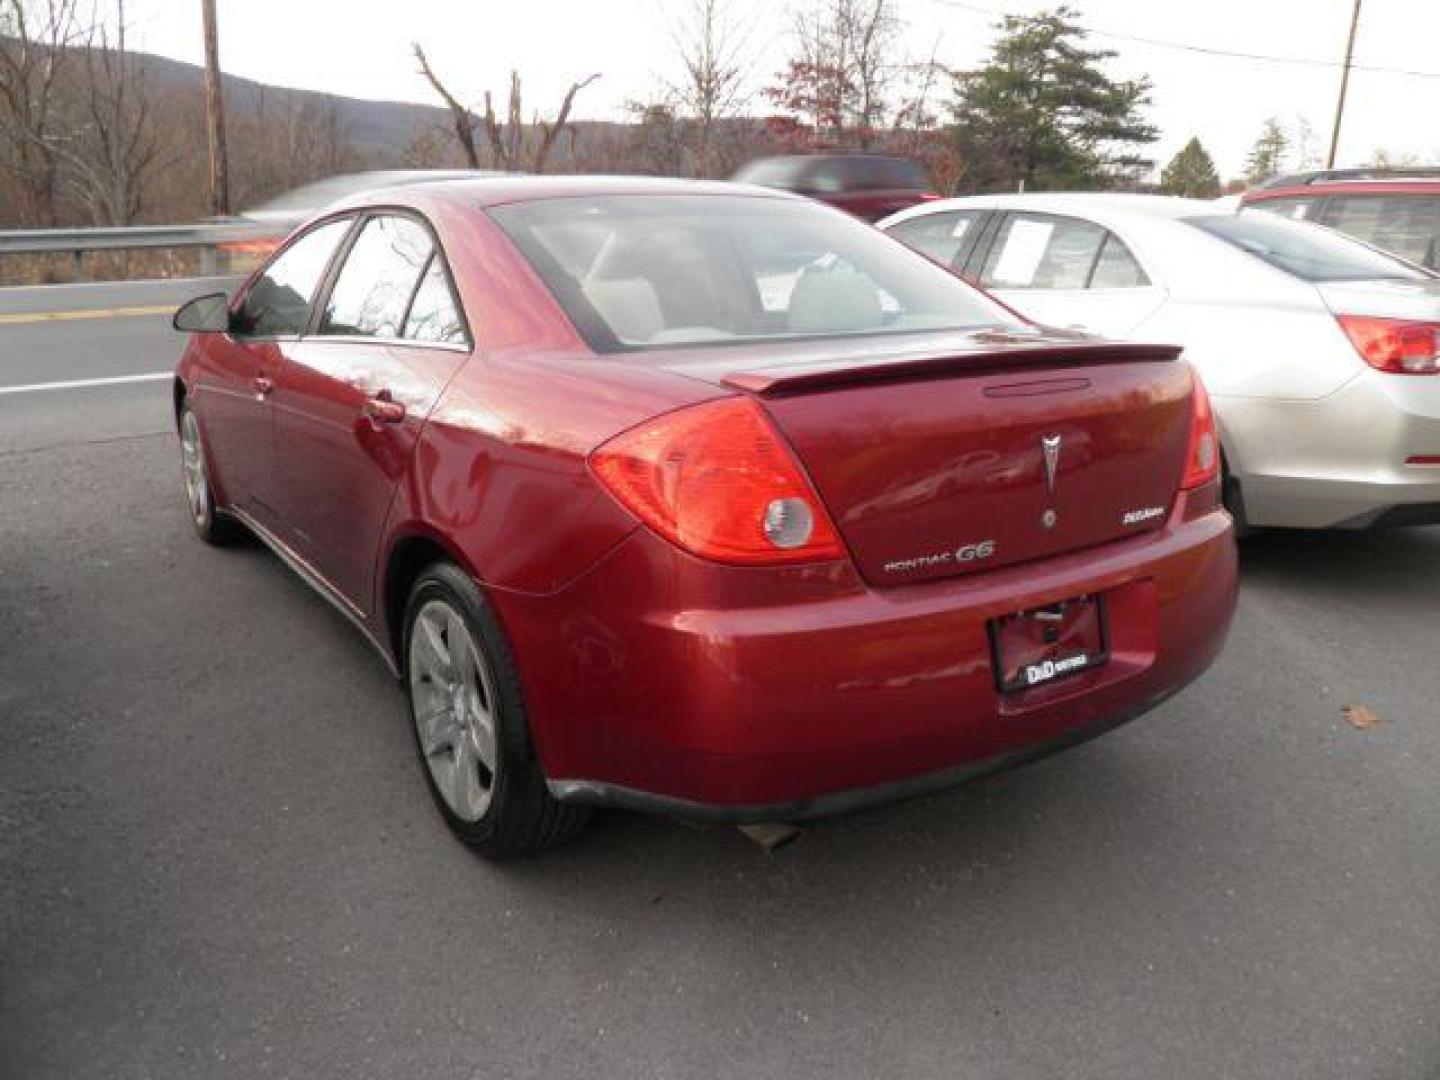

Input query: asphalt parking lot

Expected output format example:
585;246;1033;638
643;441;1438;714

3;285;1439;1079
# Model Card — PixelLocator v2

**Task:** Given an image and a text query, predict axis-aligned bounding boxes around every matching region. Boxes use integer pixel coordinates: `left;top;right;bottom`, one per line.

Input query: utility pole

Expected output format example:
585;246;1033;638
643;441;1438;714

201;0;230;217
1325;0;1362;169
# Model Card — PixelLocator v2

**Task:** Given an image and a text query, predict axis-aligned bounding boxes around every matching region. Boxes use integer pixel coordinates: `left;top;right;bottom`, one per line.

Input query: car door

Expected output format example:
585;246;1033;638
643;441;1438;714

199;217;354;523
974;211;1166;337
269;211;472;612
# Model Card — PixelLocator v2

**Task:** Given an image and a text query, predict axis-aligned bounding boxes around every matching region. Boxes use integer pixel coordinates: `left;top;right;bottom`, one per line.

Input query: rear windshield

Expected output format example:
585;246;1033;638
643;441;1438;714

1185;210;1430;283
490;195;1016;352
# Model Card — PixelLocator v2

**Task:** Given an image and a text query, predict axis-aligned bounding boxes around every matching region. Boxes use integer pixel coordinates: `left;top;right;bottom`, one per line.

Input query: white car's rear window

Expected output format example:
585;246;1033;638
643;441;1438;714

1187;210;1431;283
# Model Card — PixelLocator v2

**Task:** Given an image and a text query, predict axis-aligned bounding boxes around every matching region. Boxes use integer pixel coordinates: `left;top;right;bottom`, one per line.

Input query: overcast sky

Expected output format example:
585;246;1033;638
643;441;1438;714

123;0;1440;180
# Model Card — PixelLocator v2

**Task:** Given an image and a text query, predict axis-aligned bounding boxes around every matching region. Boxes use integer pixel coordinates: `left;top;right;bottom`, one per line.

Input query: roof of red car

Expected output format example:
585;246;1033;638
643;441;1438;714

332;175;797;212
1247;181;1440;202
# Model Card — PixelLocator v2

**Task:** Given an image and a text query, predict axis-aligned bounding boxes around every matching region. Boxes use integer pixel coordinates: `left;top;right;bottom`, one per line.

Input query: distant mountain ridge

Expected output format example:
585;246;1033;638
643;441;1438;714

137;49;460;156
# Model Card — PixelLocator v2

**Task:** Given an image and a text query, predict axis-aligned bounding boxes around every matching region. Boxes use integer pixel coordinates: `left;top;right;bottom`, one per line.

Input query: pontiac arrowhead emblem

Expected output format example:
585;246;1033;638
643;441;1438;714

1041;434;1062;494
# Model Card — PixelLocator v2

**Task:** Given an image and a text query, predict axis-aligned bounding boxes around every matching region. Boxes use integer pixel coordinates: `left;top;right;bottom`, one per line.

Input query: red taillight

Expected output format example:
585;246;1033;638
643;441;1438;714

1337;314;1440;375
1182;370;1220;491
916;191;941;202
590;397;845;565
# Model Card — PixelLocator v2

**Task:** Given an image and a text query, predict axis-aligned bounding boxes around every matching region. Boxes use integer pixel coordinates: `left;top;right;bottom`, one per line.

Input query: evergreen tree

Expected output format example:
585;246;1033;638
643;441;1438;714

1160;137;1221;198
949;6;1157;193
1244;117;1290;185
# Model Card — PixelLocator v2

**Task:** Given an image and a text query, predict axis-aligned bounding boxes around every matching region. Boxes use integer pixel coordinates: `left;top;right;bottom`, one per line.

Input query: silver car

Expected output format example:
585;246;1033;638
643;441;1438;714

879;194;1440;529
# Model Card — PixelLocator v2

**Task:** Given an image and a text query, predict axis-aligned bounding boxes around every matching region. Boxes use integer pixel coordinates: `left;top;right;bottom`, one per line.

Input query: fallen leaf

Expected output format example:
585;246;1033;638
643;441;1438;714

1343;704;1383;729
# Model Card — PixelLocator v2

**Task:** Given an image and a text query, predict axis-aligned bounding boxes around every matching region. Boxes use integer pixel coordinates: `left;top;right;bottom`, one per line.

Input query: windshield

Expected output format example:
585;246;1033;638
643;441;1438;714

490;195;1016;352
1185;210;1431;283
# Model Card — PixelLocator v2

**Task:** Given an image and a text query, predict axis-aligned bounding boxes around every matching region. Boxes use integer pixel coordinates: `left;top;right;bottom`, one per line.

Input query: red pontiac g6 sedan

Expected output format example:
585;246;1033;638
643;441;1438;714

172;177;1237;858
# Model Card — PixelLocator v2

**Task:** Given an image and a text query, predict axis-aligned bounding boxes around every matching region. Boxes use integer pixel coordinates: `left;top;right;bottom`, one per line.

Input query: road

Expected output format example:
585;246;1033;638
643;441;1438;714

2;280;1439;1080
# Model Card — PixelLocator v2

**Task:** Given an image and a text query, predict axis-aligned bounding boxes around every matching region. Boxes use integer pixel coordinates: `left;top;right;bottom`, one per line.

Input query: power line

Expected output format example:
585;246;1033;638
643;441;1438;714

926;0;1440;81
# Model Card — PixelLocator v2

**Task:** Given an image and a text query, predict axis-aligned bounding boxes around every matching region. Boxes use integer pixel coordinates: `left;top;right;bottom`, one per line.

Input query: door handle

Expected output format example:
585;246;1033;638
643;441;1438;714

252;375;274;399
363;392;406;426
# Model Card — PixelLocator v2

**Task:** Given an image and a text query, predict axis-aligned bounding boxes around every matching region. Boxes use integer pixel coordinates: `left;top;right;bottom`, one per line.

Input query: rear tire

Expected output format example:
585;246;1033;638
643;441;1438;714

402;561;590;859
1219;450;1255;539
179;404;242;546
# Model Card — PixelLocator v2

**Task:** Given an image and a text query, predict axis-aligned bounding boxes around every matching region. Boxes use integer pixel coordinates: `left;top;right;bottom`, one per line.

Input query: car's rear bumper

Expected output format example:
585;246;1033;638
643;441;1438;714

492;488;1237;819
1222;372;1440;528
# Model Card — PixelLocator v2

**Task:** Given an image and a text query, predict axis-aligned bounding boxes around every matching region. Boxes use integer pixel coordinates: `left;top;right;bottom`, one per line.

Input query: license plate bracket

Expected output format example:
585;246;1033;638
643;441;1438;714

989;594;1109;693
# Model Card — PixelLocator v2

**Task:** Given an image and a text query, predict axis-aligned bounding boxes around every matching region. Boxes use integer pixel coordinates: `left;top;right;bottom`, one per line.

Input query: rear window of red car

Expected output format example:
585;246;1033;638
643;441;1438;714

490;195;1015;353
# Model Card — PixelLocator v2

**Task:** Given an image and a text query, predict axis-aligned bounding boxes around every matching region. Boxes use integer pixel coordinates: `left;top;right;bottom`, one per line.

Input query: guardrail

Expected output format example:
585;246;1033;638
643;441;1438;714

0;221;280;280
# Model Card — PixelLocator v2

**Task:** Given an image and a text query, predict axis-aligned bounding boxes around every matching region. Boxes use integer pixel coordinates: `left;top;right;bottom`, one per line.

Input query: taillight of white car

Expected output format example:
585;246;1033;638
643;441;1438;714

1337;314;1440;375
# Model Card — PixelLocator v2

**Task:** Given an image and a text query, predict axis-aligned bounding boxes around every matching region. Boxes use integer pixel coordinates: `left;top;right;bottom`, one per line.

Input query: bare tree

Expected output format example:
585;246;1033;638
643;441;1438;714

413;44;598;173
772;0;900;148
663;0;751;177
0;0;86;225
413;42;479;168
530;71;599;173
839;0;898;147
51;0;165;224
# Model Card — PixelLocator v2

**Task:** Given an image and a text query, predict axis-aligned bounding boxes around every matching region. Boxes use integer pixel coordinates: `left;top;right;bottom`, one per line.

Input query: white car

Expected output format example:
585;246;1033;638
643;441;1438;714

879;194;1440;529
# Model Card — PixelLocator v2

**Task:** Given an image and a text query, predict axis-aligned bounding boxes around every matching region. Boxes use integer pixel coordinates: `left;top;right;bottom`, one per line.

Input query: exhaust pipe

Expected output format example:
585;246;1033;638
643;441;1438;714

737;822;802;853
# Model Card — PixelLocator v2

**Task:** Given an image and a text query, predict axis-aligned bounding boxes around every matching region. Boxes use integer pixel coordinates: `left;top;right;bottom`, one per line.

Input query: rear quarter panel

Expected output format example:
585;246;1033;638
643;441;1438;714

373;200;728;613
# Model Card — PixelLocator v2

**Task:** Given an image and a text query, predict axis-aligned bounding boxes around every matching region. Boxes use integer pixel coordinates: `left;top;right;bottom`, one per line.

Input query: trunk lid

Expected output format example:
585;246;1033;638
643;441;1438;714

1316;277;1440;322
659;330;1193;586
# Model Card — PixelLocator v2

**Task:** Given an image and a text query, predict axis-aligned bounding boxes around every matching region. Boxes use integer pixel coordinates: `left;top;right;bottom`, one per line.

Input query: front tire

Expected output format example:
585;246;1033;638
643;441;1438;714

179;404;241;545
403;561;590;859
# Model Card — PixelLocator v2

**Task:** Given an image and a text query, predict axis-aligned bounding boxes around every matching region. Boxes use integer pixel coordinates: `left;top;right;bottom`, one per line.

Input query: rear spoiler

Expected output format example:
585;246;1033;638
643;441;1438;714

722;340;1183;397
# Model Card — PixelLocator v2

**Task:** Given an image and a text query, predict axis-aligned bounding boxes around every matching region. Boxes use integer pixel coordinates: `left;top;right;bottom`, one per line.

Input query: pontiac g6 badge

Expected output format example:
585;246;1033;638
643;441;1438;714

883;539;996;575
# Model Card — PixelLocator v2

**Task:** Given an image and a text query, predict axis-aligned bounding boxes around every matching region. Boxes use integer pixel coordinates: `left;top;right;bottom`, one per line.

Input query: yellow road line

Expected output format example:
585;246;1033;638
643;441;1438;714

0;304;175;326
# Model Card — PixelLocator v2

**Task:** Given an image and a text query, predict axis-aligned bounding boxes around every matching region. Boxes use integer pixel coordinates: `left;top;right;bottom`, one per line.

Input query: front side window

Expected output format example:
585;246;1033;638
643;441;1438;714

489;195;1016;352
731;158;805;189
321;215;434;338
1321;195;1440;269
885;210;982;267
1187;210;1431;282
234;218;352;337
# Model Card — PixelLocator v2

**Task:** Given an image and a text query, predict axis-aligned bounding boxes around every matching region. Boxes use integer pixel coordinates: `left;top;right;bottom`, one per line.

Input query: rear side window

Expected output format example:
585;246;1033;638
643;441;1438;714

840;157;928;190
885;210;982;267
1320;195;1440;269
981;213;1148;290
321;215;434;338
1187;210;1430;282
1089;235;1148;288
403;256;467;344
235;218;351;337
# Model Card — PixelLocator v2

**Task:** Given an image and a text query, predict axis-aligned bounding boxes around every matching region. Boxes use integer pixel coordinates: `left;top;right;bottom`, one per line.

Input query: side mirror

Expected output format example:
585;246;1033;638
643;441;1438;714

173;292;232;334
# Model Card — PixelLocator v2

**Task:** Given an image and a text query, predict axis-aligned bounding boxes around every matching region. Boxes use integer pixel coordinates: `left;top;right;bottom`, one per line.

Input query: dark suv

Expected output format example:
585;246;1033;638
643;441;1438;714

1241;167;1440;271
732;154;937;222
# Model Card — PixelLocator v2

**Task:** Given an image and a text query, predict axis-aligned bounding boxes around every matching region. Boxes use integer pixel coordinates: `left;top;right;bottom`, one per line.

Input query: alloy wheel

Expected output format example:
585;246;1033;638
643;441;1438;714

180;410;210;527
408;599;500;822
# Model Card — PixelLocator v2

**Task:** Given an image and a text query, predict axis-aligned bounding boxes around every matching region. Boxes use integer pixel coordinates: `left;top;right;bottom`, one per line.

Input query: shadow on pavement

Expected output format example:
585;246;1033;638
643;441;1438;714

1238;525;1440;599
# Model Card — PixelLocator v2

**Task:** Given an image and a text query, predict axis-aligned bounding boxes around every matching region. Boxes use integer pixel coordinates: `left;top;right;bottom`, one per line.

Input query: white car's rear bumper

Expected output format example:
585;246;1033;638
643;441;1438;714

1219;372;1440;528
